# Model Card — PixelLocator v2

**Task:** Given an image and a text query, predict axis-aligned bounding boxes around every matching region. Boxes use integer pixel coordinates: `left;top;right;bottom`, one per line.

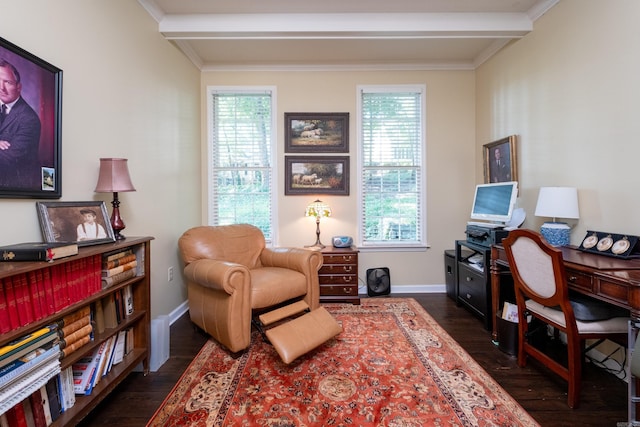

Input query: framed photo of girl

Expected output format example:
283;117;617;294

0;36;63;198
483;135;518;184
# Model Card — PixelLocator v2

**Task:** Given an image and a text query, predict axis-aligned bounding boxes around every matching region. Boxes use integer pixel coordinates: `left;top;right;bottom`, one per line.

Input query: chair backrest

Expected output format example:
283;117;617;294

178;224;266;268
503;229;571;310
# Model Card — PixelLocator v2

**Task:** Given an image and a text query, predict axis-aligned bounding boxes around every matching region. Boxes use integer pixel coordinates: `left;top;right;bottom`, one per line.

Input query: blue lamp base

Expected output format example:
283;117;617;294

540;222;571;246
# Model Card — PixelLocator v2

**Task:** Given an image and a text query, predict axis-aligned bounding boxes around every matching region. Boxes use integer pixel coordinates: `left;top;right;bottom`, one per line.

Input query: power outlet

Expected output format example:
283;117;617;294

168;266;174;282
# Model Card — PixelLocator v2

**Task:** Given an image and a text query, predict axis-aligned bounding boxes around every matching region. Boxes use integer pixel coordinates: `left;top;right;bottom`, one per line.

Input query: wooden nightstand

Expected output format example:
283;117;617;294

318;246;360;305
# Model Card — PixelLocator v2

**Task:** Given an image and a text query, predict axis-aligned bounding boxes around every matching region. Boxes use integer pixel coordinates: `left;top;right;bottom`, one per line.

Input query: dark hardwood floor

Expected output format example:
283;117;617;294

78;293;627;426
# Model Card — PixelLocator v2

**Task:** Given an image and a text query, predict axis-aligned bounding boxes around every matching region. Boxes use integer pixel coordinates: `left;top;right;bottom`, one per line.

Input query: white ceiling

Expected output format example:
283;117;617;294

137;0;559;71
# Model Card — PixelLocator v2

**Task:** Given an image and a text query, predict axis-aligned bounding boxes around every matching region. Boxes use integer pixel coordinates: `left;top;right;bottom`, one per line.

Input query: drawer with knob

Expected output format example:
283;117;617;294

319;246;360;304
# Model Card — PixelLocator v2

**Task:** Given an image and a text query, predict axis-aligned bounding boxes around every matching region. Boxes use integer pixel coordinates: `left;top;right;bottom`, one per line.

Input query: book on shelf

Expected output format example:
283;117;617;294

104;253;137;270
58;324;93;351
0;242;78;262
123;285;134;316
72;342;107;396
61;334;91;359
111;330;128;366
0;279;10;334
103;248;133;263
0;325;58;359
0;344;62;389
101;268;137;289
12;273;35;327
28;388;48;427
3;277;20;330
0;333;59;371
44;376;62;421
102;260;137;278
57;366;75;413
102;294;118;329
59;315;91;338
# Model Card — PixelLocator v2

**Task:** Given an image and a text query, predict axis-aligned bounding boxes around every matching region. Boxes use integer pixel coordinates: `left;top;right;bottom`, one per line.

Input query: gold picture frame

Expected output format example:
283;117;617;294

483;135;518;184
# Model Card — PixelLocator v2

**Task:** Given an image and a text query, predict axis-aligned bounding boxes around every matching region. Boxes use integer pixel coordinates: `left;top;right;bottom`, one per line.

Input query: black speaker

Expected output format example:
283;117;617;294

366;267;391;297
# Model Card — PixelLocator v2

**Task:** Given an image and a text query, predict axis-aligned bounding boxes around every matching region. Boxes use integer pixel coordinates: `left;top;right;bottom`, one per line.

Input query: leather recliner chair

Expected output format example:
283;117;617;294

178;224;324;353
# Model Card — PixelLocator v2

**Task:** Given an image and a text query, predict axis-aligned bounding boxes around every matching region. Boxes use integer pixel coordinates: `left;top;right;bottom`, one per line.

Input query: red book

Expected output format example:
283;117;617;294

3;276;21;329
5;401;28;427
29;390;48;427
13;273;34;326
51;264;69;312
27;271;44;321
41;268;56;315
0;278;11;333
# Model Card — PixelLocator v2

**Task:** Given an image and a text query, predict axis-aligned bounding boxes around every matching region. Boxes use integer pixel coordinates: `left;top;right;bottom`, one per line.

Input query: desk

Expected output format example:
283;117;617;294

490;244;640;341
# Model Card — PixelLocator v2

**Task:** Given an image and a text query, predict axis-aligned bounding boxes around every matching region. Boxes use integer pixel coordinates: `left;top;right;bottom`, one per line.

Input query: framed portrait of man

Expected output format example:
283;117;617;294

0;36;63;198
483;135;518;184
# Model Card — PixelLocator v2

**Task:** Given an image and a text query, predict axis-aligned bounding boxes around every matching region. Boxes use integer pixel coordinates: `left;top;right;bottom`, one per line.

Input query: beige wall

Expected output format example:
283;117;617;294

201;71;476;291
2;0;637;318
0;1;200;318
476;0;640;240
476;0;639;362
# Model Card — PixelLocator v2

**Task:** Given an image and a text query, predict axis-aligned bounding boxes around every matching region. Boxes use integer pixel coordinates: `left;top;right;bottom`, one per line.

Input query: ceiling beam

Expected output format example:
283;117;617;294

159;13;533;40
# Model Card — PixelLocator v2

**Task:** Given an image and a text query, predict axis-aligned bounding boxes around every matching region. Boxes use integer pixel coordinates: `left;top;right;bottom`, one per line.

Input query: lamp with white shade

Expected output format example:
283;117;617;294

534;187;580;246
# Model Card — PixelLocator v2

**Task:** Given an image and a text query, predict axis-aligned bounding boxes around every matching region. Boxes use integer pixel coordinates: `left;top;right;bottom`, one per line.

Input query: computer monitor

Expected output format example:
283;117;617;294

470;181;518;224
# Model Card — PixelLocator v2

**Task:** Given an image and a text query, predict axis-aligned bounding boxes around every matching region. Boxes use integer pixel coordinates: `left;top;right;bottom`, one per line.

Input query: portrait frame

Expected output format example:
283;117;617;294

0;36;63;199
285;112;349;153
483;135;518;184
285;155;349;195
36;201;116;247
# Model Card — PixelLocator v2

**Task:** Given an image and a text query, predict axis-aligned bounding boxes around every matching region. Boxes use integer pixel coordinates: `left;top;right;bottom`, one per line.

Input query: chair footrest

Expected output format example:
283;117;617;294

259;300;310;326
265;307;342;364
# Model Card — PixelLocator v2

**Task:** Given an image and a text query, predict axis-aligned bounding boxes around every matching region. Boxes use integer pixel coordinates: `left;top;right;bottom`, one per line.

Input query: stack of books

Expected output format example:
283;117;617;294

0;325;62;418
101;249;138;289
57;307;93;358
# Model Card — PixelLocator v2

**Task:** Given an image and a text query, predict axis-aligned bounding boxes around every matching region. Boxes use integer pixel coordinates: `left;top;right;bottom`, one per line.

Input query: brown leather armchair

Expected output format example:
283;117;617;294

178;224;324;353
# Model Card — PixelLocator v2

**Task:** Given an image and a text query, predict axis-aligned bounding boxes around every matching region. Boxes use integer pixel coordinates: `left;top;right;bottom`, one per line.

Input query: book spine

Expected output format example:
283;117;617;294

13;273;34;327
102;260;137;277
61;335;91;359
0;279;11;334
27;271;44;322
44;376;61;421
104;253;137;270
59;324;93;349
4;277;21;330
0;325;57;358
101;269;136;289
29;389;48;427
104;249;133;262
41;268;56;317
0;248;49;262
59;316;91;338
60;306;91;327
0;344;61;388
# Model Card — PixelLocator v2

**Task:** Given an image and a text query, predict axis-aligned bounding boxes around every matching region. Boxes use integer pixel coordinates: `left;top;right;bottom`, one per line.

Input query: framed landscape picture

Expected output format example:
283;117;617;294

0;36;63;198
285;156;349;195
285;112;349;153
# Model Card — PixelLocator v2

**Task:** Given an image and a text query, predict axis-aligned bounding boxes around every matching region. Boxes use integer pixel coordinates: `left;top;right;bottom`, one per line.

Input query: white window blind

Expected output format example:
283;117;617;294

358;86;426;247
209;88;275;242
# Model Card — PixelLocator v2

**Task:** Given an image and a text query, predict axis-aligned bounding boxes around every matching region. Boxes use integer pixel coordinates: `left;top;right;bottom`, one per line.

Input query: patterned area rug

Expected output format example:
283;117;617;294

147;298;539;426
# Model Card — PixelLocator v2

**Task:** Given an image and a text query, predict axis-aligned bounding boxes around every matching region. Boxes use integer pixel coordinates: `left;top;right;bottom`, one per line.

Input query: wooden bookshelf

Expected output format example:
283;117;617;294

0;236;153;426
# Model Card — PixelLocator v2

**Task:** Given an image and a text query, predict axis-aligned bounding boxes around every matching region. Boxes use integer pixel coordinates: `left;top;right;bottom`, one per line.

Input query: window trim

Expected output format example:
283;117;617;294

206;86;279;245
356;84;428;250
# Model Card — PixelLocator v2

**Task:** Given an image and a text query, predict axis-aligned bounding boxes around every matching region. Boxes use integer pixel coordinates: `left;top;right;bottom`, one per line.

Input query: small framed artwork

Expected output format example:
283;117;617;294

483;135;518;184
36;201;116;246
0;36;63;198
285;156;349;195
285;112;349;153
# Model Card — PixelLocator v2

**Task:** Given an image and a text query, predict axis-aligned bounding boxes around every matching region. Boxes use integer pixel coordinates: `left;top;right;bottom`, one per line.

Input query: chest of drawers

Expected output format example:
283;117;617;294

319;246;360;304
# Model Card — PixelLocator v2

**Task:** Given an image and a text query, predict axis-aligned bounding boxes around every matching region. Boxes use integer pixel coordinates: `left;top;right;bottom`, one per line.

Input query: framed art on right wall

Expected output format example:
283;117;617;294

483;135;518;184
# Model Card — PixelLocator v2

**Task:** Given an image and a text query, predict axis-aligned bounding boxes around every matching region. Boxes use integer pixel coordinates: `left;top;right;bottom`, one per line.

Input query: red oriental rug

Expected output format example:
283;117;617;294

147;298;539;426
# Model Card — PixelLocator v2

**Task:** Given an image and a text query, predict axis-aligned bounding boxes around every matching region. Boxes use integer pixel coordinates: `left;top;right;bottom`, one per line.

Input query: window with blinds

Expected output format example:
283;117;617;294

208;88;275;242
358;85;426;247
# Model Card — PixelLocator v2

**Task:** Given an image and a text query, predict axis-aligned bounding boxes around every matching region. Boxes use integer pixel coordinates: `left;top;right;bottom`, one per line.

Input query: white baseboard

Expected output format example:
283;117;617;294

359;283;446;296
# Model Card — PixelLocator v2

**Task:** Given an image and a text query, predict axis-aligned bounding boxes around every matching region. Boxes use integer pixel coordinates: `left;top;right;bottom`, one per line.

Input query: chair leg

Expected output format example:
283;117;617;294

567;337;582;409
